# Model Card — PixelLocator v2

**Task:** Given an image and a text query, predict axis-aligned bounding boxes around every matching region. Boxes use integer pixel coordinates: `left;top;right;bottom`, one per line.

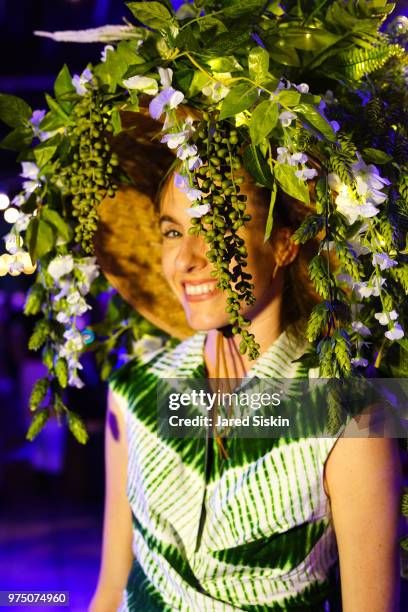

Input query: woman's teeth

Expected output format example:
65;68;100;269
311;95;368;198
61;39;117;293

185;283;216;295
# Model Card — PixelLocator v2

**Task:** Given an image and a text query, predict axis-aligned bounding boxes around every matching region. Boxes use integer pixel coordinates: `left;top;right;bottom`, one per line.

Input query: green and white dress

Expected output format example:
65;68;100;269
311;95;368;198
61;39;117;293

110;330;343;611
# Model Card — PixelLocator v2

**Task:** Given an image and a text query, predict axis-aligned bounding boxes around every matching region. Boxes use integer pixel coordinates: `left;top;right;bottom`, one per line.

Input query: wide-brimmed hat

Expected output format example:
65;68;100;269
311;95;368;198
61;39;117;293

94;108;195;339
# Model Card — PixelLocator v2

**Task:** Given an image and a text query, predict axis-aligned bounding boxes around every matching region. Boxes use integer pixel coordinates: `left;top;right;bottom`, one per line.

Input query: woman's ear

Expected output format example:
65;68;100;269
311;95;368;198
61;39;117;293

274;227;300;267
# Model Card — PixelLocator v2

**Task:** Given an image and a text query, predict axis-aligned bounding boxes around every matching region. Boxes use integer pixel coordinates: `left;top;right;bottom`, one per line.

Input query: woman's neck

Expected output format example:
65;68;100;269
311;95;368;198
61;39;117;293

204;294;283;380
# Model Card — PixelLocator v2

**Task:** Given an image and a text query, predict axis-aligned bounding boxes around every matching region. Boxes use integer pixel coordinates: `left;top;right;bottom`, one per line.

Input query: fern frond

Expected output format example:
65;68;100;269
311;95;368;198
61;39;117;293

337;44;404;81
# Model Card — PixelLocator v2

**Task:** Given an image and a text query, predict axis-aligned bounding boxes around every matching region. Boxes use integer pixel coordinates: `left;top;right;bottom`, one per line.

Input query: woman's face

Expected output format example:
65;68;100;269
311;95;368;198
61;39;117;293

159;173;298;331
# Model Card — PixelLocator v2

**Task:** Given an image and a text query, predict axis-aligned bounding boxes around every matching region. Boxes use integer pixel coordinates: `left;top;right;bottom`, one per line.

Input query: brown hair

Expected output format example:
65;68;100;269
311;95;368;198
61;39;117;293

258;185;321;340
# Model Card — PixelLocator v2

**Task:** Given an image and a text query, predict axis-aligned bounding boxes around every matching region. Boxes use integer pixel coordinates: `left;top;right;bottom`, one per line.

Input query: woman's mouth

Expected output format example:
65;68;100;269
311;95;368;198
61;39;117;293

183;280;220;302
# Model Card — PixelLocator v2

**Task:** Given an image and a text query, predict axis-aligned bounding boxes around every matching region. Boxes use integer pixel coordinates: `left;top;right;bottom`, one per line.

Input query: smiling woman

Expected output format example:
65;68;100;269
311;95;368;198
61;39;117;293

89;109;403;611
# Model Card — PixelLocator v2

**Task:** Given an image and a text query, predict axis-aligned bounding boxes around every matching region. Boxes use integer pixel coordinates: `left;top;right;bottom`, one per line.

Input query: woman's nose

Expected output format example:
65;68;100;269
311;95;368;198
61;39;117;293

174;234;208;274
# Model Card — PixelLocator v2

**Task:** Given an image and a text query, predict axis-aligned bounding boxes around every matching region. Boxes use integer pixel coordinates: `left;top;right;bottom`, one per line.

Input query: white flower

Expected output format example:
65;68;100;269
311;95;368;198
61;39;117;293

352;160;390;191
374;310;398;326
56;311;70;324
4;234;22;255
351;321;372;336
279;111;296;127
101;44;114;62
161;131;189;149
385;323;404;341
72;68;93;95
202;81;230;102
174;173;203;202
54;281;71;301
12;194;25;208
328;173;379;224
372;252;397;270
76;257;99;295
14;212;31;232
276;147;291;164
176;143;198;159
158;67;173;88
20;162;39;181
351;356;369;367
123;75;158;95
291;152;308;165
68;371;85;389
187;156;202;171
62;328;84;352
295;168;318;181
295;83;309;94
353;276;386;298
149;87;184;120
186;204;211;218
48;255;74;281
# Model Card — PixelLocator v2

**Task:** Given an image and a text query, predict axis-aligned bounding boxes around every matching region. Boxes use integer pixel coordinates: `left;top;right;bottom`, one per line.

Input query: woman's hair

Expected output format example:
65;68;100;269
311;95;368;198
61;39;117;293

256;184;321;340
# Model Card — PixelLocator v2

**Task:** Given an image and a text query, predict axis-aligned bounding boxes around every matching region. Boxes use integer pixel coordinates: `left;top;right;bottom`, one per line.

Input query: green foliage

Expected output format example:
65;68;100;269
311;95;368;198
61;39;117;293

308;255;332;298
292;214;323;244
55;358;68;388
29;320;52;352
249;101;278;146
29;377;50;411
335;242;363;281
0;93;32;128
127;1;173;30
26;409;50;441
333;44;403;81
248;47;269;84
24;284;45;316
389;265;408;294
219;84;258;120
26;217;56;261
66;411;89;445
307;302;331;342
274;164;310;204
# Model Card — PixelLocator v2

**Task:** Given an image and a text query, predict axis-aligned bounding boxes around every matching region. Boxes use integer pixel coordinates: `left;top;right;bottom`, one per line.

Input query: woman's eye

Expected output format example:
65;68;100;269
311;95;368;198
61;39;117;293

162;228;182;238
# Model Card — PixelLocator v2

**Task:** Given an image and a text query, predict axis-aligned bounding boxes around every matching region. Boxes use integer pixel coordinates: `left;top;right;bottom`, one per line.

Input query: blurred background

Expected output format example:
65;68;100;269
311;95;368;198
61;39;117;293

0;1;407;611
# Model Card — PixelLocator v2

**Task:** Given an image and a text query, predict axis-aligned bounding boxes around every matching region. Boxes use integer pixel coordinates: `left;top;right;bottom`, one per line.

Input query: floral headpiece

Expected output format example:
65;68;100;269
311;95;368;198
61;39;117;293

0;0;407;444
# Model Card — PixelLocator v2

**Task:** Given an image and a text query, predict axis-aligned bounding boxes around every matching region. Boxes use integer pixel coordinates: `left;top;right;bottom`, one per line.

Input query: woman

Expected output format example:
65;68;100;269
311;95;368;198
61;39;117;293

89;166;402;611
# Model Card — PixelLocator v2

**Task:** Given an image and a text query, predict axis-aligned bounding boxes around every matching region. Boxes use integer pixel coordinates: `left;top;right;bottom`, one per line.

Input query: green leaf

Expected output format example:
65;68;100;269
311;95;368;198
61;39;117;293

264;180;277;242
0;126;33;151
127;1;173;30
249;100;278;146
26;409;50;441
67;411;89;445
219;83;258;120
41;208;73;243
45;94;70;122
293;103;336;142
0;93;32;128
248;47;269;84
265;41;300;67
274;164;310;205
243;145;274;188
207;56;243;73
111;109;122;135
188;71;210;97
277;90;301;107
26;217;56;261
29;377;50;410
33;134;60;168
54;64;76;99
362;148;392;164
222;0;267;18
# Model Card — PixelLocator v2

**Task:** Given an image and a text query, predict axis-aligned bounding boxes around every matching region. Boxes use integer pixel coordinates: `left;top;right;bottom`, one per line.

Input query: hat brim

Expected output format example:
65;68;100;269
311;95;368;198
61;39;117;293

94;109;194;340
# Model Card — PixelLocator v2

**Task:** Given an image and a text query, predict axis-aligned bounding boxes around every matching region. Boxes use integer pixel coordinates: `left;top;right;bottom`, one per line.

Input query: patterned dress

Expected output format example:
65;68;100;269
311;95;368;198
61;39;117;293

110;330;343;611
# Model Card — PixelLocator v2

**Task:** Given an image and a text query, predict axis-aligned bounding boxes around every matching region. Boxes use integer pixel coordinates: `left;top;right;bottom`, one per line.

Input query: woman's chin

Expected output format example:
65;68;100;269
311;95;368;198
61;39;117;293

184;310;230;332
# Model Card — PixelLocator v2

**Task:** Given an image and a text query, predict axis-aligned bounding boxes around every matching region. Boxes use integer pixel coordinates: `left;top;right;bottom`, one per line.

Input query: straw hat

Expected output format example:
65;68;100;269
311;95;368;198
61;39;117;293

94;108;195;339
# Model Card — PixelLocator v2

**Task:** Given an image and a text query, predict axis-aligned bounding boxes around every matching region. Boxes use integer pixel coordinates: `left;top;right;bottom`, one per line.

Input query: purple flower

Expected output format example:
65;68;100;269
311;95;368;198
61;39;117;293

149;87;184;120
72;68;93;96
372;252;397;270
295;168;318;181
279;111;296;127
